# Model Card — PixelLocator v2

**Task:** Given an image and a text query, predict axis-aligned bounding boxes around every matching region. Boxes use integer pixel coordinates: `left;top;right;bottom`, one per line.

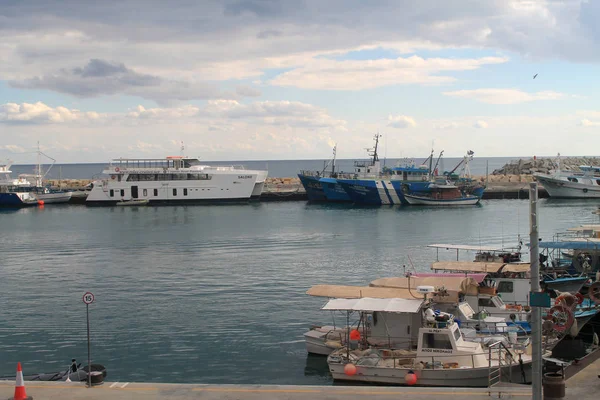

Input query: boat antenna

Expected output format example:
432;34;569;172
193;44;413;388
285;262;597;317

180;141;185;157
432;150;444;178
428;145;434;179
331;144;337;176
485;159;489;188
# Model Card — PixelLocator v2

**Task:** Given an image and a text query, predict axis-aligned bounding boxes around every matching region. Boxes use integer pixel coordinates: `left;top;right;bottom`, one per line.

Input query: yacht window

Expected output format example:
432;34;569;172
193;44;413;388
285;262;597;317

109;189;114;197
596;180;600;185
568;177;579;183
143;189;148;197
423;333;452;349
173;188;177;196
184;188;188;196
153;189;158;196
453;328;461;341
120;189;125;197
478;298;495;308
498;281;514;293
357;168;361;172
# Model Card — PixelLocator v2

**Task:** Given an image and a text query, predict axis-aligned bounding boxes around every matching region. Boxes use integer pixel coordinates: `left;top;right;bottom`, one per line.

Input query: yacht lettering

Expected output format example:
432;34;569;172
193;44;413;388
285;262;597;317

421;348;453;353
238;175;253;179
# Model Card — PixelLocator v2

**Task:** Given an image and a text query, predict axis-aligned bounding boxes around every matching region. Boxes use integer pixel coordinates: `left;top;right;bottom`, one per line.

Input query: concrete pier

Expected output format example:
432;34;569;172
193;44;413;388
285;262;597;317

0;381;533;400
1;355;599;400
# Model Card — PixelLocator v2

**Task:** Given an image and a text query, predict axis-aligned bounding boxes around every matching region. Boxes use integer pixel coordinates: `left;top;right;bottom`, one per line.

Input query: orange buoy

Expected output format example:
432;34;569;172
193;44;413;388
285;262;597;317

37;200;44;206
344;363;357;376
349;329;361;341
405;370;417;385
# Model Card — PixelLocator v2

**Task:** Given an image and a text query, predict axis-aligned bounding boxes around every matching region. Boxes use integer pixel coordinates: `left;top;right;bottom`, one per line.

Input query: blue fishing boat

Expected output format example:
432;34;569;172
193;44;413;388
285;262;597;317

298;135;383;202
0;161;39;207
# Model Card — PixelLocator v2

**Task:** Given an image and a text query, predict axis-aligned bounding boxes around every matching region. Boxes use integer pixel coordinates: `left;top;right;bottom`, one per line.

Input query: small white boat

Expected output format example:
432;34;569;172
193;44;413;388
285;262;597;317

116;199;149;207
404;181;480;206
34;187;73;204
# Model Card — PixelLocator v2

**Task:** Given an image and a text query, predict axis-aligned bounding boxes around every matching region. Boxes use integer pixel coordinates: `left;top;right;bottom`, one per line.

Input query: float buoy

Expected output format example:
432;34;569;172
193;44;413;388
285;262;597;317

344;363;357;376
405;370;417;385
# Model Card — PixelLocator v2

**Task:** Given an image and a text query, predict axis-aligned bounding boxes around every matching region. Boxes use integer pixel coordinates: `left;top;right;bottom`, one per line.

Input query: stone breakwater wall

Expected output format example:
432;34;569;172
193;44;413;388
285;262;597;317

492;156;600;176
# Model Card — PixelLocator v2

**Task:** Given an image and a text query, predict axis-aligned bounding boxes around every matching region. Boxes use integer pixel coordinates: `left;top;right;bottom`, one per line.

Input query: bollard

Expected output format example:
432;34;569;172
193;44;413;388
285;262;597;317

543;372;565;400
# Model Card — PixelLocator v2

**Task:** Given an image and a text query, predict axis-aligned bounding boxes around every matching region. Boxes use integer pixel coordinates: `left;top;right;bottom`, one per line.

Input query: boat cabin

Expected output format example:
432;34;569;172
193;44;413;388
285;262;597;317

416;322;487;368
320;297;424;349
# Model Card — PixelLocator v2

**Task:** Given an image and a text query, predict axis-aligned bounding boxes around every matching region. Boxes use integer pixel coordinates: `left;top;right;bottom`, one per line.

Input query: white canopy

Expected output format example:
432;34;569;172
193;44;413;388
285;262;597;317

321;297;424;313
428;244;507;252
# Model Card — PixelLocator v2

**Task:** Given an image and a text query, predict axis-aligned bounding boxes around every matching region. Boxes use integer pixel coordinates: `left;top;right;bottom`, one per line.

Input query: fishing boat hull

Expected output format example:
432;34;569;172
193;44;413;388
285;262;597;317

319;178;351;202
35;191;73;204
544;277;587;294
404;194;480;206
327;361;531;387
297;174;327;202
337;179;431;205
0;192;39;207
534;174;600;198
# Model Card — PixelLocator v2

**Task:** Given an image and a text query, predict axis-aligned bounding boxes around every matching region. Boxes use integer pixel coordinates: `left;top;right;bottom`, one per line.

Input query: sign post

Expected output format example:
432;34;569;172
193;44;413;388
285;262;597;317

82;292;95;388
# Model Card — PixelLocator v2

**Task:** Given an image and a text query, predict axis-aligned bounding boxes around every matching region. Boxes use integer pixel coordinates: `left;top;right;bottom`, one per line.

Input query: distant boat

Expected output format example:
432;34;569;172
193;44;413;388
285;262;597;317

403;181;481;206
18;143;72;204
298;135;383;202
0;161;39;207
86;155;268;206
116;199;149;207
534;154;600;198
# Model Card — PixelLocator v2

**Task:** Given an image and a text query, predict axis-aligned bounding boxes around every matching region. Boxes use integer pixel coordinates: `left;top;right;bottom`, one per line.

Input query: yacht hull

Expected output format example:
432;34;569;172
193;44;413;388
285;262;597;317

404;194;480;206
535;174;600;198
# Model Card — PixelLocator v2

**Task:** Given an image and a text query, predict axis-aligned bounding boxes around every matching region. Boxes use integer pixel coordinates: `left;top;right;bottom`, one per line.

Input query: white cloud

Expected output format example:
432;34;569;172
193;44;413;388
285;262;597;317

388;115;417;129
271;56;508;90
0;145;26;153
442;89;565;105
579;119;600;127
0;102;102;124
435;122;459;130
474;120;488;129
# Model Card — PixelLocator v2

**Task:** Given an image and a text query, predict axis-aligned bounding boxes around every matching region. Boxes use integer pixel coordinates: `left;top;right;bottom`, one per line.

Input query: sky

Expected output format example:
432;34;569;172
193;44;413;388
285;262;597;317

1;0;600;163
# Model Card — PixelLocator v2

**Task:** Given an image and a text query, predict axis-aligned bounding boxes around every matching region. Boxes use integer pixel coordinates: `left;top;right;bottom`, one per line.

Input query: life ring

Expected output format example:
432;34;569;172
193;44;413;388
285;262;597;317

546;304;574;333
555;294;578;309
575;292;584;305
115;167;120;172
589;282;600;304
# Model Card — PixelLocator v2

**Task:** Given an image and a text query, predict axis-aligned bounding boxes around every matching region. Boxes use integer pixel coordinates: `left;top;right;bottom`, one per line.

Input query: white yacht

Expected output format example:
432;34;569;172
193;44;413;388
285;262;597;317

534;155;600;198
86;156;268;205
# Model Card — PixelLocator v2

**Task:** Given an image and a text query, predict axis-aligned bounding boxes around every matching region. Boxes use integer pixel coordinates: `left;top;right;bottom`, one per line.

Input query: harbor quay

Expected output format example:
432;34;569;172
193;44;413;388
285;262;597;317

0;360;598;400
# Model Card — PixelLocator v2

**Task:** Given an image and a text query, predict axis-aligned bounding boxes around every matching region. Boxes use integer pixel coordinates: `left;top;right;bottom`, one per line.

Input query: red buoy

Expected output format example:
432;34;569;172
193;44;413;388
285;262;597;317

405;371;417;385
349;329;361;341
344;363;357;376
37;200;45;206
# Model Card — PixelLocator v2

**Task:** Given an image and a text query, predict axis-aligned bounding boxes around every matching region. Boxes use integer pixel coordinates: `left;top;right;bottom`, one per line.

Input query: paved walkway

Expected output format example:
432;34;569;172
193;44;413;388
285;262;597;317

0;357;598;400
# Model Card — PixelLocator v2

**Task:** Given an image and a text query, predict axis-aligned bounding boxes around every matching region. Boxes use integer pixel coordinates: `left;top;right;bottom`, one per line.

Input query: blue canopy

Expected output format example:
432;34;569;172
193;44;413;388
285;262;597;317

534;241;600;250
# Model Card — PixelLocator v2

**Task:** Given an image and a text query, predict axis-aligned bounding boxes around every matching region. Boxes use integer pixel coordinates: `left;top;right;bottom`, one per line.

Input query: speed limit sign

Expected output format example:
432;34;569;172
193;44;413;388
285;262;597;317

83;292;95;305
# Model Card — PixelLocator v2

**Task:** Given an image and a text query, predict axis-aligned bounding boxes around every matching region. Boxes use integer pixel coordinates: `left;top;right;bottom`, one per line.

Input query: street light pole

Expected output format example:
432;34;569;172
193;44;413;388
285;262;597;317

529;182;542;400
